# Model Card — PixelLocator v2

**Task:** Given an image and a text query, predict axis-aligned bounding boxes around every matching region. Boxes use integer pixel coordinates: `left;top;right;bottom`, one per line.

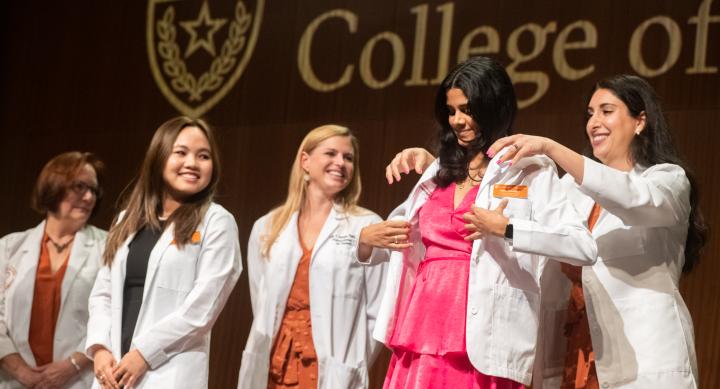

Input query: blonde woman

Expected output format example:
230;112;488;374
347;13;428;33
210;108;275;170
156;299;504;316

238;125;401;389
85;117;242;389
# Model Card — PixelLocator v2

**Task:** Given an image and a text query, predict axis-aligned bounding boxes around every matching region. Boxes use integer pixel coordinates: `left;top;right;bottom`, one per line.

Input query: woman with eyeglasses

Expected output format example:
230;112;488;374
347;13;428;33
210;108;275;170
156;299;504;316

0;152;106;389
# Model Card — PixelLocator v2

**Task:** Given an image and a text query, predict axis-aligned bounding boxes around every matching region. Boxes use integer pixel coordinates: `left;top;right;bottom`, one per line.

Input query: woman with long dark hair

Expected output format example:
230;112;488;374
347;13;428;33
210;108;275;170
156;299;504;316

373;56;597;389
391;74;706;388
489;75;705;388
85;117;241;389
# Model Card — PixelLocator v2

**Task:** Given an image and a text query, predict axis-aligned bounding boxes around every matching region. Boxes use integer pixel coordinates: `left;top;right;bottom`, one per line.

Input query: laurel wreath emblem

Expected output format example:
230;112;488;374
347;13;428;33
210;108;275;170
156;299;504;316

156;1;251;102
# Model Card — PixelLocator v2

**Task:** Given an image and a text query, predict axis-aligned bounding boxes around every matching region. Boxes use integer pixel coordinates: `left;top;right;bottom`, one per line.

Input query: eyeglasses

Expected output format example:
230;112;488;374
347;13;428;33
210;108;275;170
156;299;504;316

69;181;103;198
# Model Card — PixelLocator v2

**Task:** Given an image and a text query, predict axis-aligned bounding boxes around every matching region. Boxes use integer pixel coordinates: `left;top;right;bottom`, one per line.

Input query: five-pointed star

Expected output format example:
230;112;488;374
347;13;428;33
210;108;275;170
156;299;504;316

180;1;228;58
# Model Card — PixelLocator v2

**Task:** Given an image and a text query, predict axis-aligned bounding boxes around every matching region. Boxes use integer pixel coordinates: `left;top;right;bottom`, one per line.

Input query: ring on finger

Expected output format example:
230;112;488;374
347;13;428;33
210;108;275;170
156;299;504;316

512;144;520;151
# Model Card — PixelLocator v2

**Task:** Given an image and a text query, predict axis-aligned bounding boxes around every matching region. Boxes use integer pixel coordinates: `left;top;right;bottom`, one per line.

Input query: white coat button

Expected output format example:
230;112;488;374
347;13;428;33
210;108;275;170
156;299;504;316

470;307;478;315
602;383;609;388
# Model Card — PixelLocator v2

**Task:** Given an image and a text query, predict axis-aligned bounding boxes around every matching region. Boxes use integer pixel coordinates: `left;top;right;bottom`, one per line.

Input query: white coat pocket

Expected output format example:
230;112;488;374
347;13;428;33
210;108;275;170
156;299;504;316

490;285;540;374
318;357;366;389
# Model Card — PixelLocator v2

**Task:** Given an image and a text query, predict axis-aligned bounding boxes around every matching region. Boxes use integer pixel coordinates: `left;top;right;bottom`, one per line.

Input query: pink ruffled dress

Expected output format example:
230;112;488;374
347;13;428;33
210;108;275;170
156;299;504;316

383;183;524;389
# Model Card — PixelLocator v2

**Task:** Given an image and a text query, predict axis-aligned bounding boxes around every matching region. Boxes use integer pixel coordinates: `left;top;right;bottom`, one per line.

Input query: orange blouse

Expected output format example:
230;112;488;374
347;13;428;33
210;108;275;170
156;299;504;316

268;232;318;389
28;234;70;366
561;203;601;389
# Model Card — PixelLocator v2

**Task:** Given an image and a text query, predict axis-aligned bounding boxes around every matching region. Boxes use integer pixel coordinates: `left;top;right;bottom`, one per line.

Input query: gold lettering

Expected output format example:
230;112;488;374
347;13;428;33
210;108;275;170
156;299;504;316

430;2;455;84
359;32;406;89
457;26;500;63
687;0;719;74
553;20;597;80
629;16;682;77
298;9;357;92
405;4;430;86
507;22;557;108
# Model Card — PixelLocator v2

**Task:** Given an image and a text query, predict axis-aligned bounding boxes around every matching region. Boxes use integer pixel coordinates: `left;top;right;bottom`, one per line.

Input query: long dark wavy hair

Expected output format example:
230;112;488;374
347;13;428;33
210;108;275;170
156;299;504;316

433;56;517;187
585;74;707;272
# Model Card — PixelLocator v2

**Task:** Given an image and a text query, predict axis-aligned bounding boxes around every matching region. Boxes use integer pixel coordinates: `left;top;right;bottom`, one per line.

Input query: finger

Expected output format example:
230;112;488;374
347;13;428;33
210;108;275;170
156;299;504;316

414;153;425;174
511;146;533;166
385;164;395;184
488;135;517;157
126;375;138;389
391;242;413;250
118;371;132;388
399;151;410;174
384;220;410;228
390;156;402;182
465;232;483;241
495;199;509;214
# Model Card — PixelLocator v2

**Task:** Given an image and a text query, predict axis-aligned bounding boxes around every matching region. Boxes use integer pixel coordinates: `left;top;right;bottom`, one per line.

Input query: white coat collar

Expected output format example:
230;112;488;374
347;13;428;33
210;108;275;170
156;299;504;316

59;225;96;305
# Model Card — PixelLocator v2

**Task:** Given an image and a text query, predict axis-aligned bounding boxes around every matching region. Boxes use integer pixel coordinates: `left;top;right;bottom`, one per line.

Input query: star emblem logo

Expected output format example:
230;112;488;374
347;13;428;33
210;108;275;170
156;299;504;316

180;1;228;58
147;0;265;117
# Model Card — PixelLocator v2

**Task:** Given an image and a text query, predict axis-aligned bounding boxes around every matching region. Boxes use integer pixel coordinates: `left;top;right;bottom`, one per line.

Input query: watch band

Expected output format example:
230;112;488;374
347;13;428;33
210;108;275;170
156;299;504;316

504;223;514;240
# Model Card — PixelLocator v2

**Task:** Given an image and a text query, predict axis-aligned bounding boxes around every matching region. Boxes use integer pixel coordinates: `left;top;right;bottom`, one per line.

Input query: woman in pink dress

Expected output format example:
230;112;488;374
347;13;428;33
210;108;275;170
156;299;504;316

370;56;598;388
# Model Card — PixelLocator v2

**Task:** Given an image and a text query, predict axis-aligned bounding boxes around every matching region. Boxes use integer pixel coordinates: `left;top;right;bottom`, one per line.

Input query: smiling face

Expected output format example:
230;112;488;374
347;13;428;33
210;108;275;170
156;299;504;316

162;126;213;202
55;163;98;225
446;88;480;147
301;135;355;198
586;88;646;170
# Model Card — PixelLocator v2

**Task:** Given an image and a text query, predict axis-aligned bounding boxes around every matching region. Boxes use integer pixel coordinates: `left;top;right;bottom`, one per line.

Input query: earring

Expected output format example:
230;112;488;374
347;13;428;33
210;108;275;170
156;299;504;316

303;172;310;182
635;129;642;136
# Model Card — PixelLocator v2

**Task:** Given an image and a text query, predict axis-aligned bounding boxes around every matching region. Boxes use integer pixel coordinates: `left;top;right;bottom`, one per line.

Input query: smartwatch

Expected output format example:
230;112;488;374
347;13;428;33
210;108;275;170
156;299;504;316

504;223;514;241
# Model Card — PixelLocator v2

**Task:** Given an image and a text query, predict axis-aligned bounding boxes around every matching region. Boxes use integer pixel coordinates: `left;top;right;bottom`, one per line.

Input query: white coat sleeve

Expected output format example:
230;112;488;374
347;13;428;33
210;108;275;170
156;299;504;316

579;157;691;227
247;218;267;318
353;214;389;363
510;163;598;265
85;264;113;357
131;211;243;369
0;234;19;360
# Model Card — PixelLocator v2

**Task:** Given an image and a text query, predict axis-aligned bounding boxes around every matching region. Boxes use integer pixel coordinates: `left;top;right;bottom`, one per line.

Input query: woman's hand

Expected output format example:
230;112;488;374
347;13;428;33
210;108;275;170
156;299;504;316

385;148;436;184
93;348;119;389
463;201;509;240
487;134;553;165
359;220;413;256
0;353;43;387
34;359;77;389
112;349;149;389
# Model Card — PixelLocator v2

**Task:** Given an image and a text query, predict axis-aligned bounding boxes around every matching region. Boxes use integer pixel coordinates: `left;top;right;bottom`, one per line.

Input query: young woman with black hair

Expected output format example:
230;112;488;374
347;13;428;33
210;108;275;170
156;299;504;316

391;74;706;388
370;56;597;389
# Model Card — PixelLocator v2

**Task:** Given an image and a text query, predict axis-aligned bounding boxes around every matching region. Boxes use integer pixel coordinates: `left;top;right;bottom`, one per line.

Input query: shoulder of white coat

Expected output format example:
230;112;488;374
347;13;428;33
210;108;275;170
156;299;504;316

638;162;687;178
204;202;239;229
513;154;558;173
0;229;32;255
84;224;108;240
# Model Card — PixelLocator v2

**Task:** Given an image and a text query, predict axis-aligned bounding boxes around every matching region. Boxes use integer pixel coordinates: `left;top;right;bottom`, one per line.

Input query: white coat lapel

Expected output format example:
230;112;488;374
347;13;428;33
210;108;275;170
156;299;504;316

8;222;44;361
404;161;440;220
310;206;341;264
60;226;93;305
142;225;175;305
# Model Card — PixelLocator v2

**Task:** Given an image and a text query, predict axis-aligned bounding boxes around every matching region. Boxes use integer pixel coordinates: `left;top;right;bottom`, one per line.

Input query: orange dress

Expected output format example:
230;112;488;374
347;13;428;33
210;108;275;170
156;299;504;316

28;234;70;366
560;203;601;389
268;232;318;389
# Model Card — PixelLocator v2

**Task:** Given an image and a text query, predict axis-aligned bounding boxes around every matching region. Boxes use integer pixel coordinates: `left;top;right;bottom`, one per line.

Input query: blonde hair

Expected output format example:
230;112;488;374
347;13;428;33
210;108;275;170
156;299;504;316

103;117;220;265
261;124;361;257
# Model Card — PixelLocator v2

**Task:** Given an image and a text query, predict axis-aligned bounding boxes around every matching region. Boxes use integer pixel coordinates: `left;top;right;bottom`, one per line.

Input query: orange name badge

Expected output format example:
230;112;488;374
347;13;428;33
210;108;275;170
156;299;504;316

493;184;528;199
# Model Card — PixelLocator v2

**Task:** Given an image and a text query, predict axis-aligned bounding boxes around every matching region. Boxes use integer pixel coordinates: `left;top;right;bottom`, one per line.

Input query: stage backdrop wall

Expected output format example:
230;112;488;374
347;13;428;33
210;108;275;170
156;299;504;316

1;1;718;387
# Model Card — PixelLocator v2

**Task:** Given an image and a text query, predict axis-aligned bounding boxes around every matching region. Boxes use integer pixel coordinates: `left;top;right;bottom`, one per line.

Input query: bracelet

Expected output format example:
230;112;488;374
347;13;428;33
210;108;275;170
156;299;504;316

69;355;81;374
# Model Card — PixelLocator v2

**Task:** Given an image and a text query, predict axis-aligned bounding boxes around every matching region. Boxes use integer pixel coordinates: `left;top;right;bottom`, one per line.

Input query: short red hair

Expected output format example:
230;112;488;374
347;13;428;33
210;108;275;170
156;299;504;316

31;151;105;215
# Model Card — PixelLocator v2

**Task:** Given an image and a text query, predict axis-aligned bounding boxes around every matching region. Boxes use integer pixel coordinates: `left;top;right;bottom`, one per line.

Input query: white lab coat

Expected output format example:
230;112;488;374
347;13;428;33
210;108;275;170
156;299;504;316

85;203;242;389
0;222;106;389
372;148;598;385
537;157;698;388
237;205;389;389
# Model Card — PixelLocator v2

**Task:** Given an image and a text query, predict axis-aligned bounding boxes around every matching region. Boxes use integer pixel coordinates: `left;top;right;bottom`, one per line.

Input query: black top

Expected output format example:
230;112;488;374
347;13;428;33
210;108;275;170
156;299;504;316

121;222;164;356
